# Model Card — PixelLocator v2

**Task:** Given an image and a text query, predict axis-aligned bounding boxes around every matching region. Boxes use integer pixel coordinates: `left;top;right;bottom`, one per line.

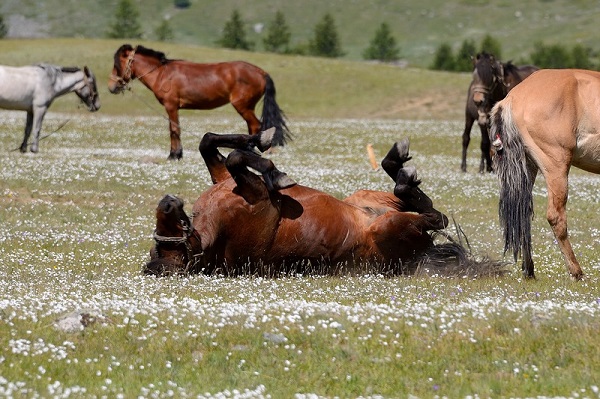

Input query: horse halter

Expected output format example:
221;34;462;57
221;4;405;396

110;46;137;90
153;217;204;273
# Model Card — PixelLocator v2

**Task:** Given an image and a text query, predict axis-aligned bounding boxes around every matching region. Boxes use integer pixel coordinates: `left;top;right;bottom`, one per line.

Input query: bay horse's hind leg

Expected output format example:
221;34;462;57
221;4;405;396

166;105;183;160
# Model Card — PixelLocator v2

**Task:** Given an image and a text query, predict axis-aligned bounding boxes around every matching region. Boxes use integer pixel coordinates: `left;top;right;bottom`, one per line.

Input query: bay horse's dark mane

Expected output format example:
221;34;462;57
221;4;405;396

114;44;175;76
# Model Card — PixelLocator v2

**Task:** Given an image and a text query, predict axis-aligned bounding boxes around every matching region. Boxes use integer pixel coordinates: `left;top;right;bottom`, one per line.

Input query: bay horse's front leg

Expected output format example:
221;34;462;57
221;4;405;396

165;106;183;160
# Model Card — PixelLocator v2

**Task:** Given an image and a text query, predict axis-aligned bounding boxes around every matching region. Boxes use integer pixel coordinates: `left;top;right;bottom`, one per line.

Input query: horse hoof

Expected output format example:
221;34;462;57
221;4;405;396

395;138;411;162
252;127;276;153
265;169;296;191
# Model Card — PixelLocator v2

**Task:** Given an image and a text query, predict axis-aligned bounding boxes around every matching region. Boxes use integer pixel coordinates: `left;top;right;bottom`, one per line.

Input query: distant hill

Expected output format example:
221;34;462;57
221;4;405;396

2;0;600;67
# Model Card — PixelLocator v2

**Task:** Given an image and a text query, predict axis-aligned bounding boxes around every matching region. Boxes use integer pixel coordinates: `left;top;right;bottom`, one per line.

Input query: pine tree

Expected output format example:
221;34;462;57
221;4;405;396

362;22;400;62
263;10;291;53
309;13;344;58
0;14;7;39
431;43;455;71
455;39;477;71
155;19;174;42
480;34;502;60
107;0;142;39
217;10;253;50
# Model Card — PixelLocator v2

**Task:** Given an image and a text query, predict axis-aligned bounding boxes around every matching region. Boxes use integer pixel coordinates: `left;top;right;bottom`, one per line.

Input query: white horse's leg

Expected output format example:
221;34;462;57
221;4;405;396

29;106;48;153
20;111;34;153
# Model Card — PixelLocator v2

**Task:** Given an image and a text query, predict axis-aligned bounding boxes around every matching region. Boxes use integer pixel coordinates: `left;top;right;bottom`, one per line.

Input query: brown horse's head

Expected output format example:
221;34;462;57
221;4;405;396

393;166;448;230
144;195;203;277
108;44;137;94
471;52;505;125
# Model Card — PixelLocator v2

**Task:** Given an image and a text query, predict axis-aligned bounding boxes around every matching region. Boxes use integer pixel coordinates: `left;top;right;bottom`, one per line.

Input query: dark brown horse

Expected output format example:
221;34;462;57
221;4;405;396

145;130;506;277
461;53;538;173
108;44;290;160
489;68;600;280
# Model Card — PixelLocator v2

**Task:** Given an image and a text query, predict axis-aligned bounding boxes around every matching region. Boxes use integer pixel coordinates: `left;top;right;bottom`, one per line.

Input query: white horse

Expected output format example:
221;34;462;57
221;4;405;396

0;64;100;153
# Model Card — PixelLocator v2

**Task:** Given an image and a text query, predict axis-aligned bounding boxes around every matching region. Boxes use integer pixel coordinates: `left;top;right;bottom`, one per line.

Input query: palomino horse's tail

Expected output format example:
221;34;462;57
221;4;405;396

489;99;534;262
261;74;291;146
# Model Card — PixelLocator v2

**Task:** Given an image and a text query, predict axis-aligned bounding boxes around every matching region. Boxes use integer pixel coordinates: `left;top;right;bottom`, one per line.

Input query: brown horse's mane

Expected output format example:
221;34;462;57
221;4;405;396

114;44;175;76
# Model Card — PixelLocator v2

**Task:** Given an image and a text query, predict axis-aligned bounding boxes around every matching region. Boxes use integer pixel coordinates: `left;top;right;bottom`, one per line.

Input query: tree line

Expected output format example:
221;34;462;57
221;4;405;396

1;0;598;70
432;35;599;71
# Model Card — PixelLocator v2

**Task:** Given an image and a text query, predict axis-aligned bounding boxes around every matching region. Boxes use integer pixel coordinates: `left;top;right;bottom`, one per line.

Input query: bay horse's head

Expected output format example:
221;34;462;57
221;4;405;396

471;52;505;125
144;195;203;277
108;44;170;94
108;44;138;94
73;66;100;112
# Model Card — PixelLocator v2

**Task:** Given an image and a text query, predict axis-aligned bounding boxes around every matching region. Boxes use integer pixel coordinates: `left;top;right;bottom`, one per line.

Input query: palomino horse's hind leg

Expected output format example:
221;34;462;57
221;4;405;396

542;163;584;280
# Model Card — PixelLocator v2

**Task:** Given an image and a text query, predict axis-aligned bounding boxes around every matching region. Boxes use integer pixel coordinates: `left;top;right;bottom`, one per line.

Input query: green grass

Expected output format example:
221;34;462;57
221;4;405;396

2;40;600;398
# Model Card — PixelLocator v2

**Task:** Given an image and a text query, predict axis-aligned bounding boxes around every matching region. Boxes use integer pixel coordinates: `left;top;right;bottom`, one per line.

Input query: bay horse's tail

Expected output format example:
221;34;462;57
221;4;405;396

489;99;534;262
261;74;291;146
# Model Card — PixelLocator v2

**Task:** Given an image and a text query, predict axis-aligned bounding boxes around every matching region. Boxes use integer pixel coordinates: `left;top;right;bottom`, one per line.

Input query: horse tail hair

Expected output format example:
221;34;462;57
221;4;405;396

408;224;509;278
489;99;534;262
261;74;291;146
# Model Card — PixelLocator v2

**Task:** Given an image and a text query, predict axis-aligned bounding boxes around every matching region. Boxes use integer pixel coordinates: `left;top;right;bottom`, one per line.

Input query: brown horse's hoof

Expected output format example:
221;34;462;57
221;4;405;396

264;169;296;191
252;127;276;153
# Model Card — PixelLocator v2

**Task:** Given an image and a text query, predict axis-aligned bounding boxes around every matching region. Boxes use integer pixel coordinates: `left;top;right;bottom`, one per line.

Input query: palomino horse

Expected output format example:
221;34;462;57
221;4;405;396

461;53;538;173
0;64;100;153
108;44;290;160
489;68;600;280
145;130;506;277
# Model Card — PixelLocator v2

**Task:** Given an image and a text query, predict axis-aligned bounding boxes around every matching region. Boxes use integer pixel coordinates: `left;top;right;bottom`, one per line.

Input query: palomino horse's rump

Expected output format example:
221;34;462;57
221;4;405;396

490;68;600;280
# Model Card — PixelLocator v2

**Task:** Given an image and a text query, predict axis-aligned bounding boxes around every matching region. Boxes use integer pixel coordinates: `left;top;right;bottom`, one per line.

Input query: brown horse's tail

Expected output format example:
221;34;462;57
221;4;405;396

262;74;291;146
489;99;534;262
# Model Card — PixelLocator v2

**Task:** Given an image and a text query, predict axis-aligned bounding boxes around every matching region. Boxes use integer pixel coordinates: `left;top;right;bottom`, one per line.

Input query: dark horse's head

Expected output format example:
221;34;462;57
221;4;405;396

144;195;202;277
471;52;505;125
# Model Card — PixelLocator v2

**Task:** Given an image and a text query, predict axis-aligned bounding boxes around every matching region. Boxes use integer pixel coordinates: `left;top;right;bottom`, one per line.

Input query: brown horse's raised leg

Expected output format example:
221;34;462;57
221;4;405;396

166;106;183;160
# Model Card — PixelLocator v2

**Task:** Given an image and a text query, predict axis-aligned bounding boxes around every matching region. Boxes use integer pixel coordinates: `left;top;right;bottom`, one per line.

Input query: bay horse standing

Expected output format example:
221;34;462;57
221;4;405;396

145;130;506;277
489;68;600;280
108;44;290;160
0;64;100;153
461;53;538;173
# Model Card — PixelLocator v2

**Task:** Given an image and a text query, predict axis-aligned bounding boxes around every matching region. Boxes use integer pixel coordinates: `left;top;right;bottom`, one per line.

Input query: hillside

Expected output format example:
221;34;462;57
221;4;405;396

0;39;472;121
2;0;600;67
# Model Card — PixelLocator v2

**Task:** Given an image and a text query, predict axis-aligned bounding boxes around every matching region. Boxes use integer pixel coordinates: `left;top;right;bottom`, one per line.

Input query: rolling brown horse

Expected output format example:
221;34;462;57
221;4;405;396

145;130;506;277
461;53;538;173
489;68;600;280
108;44;290;160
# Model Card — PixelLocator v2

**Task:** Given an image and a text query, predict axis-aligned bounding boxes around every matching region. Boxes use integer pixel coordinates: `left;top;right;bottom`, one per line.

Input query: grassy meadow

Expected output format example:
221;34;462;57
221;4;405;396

1;40;600;398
